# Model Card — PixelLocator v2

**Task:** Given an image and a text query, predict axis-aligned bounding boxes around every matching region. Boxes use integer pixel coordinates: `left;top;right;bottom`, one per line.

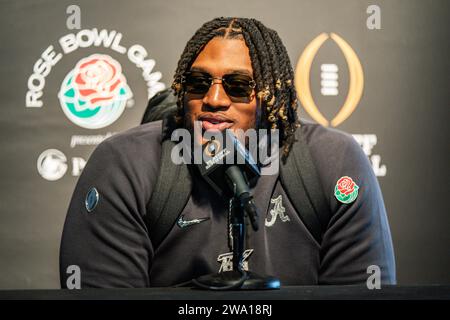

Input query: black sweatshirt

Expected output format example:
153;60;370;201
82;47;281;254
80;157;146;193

59;120;396;288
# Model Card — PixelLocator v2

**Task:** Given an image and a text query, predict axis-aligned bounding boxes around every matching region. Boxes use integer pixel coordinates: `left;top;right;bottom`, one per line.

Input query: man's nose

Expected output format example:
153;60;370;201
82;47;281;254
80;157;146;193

202;79;231;109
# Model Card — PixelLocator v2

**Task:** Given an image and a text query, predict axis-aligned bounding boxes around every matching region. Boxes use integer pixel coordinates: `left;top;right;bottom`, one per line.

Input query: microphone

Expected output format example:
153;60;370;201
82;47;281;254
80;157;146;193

196;129;260;231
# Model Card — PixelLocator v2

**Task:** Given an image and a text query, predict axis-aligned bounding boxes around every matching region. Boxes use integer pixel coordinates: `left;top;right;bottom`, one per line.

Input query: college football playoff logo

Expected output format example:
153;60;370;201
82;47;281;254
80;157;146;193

295;33;364;127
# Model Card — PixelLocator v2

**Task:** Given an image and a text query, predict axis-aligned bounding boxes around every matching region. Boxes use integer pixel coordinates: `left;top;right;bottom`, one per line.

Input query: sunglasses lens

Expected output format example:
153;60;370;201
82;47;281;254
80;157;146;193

223;74;254;97
184;72;254;98
184;72;211;94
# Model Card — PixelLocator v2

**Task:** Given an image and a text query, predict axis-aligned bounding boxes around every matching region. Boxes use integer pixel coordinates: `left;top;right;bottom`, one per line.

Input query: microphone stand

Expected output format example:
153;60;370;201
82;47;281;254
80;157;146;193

192;195;280;290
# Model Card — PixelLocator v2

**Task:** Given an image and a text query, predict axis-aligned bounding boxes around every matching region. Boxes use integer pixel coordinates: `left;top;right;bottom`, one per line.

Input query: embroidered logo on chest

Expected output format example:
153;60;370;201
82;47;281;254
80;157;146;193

265;194;290;227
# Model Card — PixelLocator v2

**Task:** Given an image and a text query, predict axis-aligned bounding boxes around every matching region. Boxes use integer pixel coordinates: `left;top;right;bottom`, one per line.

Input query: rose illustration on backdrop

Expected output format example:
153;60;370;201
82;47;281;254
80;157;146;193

74;56;123;106
58;54;132;129
334;176;359;204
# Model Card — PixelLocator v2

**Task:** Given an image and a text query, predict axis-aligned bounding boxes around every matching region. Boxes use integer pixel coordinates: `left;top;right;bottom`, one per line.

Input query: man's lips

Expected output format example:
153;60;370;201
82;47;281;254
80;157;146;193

198;115;234;131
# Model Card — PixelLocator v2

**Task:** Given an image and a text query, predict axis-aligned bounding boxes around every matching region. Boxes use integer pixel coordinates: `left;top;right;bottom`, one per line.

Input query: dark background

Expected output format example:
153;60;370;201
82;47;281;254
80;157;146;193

0;0;449;288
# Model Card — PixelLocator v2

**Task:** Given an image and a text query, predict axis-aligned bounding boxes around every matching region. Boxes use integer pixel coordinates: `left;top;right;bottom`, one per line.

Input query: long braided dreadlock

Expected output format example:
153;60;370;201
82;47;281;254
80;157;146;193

171;17;300;159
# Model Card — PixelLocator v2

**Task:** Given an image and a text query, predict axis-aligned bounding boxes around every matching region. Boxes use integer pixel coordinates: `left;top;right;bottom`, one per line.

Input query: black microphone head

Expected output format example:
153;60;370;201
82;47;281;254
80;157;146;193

196;129;260;197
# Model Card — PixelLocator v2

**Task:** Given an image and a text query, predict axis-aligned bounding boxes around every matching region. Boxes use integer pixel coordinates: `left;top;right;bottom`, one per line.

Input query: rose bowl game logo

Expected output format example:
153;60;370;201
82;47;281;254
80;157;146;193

58;54;132;129
334;176;359;204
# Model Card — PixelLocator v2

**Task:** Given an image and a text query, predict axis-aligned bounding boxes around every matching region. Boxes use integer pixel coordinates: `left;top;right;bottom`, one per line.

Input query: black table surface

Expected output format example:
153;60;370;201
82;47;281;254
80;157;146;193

0;285;449;300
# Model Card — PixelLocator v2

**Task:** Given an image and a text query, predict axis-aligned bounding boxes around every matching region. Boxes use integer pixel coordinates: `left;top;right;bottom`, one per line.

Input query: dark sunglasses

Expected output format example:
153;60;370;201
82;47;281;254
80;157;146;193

182;71;256;98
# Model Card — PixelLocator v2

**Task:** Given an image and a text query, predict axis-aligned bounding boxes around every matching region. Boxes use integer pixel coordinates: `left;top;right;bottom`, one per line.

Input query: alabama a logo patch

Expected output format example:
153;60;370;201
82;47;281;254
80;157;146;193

265;195;290;227
334;176;359;204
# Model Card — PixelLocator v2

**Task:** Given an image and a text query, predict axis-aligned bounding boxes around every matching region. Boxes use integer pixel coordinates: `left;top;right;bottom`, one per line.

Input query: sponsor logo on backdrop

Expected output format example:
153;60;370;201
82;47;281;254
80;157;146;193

37;149;89;181
295;33;386;177
37;149;68;181
26;28;166;180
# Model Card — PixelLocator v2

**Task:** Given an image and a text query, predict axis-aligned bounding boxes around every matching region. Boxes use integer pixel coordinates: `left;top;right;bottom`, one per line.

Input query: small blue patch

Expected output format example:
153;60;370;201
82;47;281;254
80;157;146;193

85;187;99;213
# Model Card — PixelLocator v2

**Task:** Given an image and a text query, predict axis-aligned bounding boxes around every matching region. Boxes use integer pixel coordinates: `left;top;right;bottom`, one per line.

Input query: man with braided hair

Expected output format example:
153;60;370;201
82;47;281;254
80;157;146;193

60;17;396;288
171;18;299;159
